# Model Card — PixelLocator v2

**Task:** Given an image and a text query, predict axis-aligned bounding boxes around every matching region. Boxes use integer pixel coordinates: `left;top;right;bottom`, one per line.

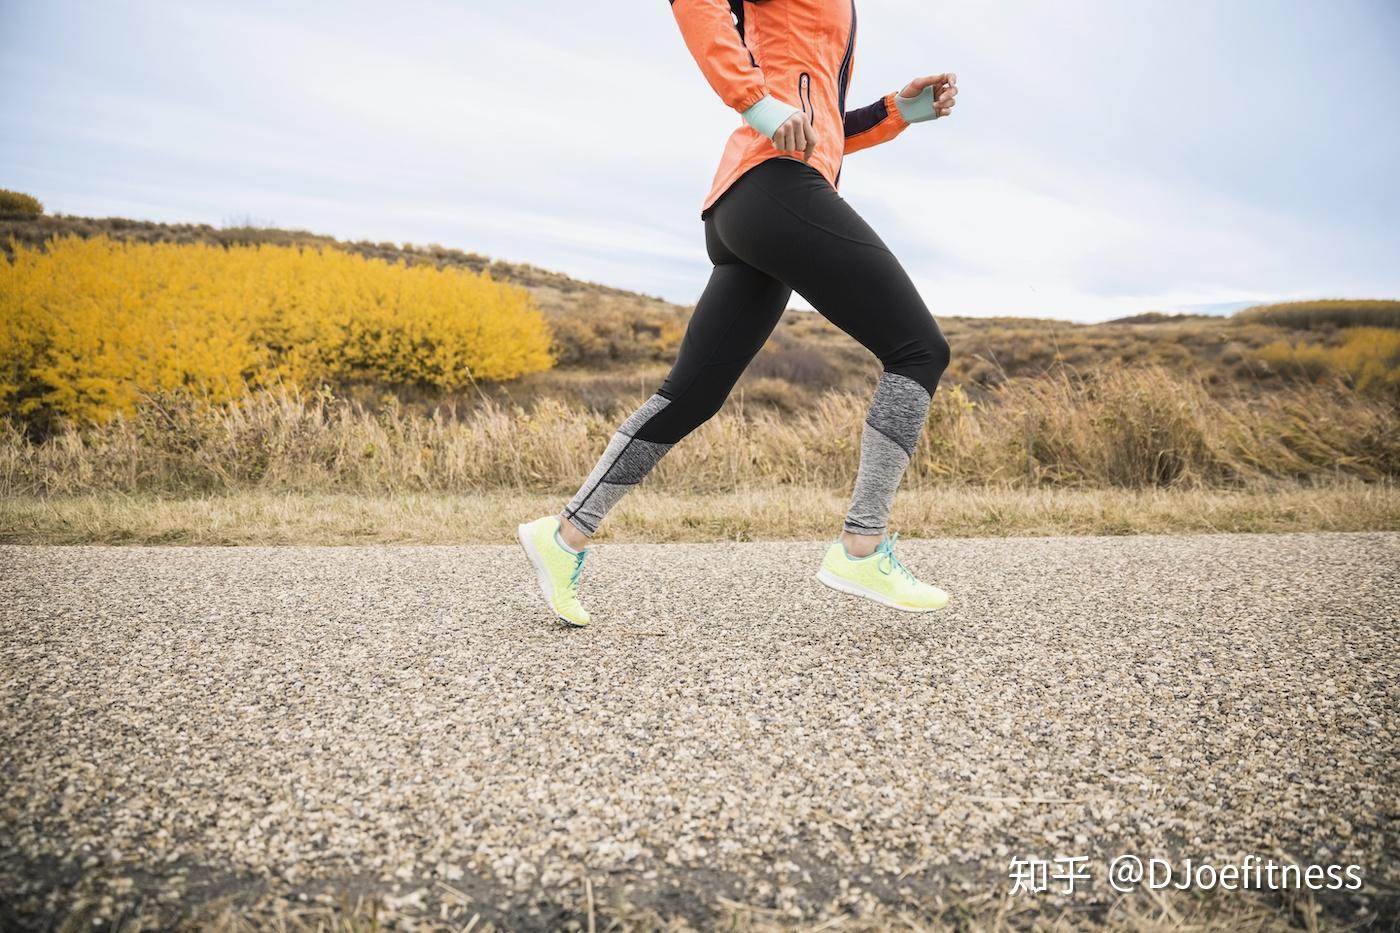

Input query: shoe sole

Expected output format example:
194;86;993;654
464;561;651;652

516;522;589;628
815;567;947;613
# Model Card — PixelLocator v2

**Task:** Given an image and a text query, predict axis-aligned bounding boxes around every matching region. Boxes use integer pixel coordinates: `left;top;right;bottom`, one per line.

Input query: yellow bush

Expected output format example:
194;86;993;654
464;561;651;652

1255;326;1400;393
0;189;43;216
1;236;553;426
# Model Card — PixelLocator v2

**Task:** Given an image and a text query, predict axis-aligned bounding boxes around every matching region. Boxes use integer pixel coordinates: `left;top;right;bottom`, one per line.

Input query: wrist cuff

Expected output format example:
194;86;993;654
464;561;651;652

895;85;938;123
742;94;800;139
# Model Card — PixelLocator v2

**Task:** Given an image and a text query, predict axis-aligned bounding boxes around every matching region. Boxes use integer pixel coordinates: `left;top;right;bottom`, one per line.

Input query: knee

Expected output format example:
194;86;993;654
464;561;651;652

675;392;728;433
885;328;951;396
632;388;726;444
927;329;952;380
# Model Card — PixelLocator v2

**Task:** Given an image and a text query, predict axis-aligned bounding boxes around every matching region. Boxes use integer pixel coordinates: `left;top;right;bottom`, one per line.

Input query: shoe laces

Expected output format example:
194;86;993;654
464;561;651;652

568;549;587;594
875;533;916;584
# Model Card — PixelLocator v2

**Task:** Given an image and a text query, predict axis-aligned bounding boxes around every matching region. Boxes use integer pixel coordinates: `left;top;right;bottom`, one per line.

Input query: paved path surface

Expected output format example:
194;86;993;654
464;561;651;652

2;534;1397;929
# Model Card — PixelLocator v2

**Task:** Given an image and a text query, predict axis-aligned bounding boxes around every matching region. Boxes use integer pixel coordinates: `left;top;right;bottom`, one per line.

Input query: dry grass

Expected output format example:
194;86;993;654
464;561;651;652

3;368;1395;501
3;484;1395;545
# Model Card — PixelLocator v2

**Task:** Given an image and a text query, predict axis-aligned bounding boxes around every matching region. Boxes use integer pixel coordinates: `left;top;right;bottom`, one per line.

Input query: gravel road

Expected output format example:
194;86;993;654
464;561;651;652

2;533;1397;930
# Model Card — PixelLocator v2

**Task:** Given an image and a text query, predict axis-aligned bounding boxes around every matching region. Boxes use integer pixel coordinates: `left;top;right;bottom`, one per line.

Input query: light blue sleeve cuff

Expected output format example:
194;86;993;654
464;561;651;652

895;85;938;123
741;94;801;139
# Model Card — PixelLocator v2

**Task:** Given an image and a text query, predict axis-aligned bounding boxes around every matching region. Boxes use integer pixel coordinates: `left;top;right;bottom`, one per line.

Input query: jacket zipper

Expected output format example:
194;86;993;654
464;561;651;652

798;72;813;127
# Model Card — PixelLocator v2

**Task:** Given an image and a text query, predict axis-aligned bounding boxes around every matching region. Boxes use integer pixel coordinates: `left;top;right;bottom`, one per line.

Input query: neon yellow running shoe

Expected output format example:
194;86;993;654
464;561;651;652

816;533;949;613
516;515;591;627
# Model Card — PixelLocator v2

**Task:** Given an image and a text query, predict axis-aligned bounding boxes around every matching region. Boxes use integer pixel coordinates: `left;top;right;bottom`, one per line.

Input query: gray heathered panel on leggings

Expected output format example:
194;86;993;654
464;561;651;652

606;437;673;484
843;429;910;535
564;395;674;535
864;372;931;456
844;372;931;535
568;481;636;536
620;394;671;435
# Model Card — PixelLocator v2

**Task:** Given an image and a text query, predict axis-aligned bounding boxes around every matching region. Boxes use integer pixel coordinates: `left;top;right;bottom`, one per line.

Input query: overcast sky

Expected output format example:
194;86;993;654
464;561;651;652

3;0;1397;321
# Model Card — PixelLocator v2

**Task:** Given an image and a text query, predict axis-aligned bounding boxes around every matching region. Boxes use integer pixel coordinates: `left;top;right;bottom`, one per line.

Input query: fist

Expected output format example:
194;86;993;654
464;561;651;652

901;73;957;117
773;112;818;161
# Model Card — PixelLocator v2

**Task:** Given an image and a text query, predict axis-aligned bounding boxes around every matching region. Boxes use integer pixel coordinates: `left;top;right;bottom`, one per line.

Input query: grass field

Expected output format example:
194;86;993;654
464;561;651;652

4;485;1395;545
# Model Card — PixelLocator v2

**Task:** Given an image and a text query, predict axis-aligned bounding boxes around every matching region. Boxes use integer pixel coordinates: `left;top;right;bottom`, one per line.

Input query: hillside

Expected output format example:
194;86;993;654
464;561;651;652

4;213;1398;414
0;212;686;318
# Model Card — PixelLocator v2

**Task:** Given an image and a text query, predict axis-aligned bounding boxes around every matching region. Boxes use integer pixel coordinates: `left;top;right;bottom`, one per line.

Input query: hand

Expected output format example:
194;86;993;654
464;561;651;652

773;111;818;161
900;73;957;118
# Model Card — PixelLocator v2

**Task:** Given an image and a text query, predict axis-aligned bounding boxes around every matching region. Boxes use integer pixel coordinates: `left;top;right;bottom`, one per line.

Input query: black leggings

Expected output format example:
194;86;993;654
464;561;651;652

561;157;951;537
634;156;950;445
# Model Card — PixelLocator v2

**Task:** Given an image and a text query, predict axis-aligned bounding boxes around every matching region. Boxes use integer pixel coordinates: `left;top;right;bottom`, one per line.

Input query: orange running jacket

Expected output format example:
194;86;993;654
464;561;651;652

671;0;912;215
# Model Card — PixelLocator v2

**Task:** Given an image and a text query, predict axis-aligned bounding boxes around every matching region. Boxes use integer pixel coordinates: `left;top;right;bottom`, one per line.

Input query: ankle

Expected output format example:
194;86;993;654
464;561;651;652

556;514;591;551
840;530;881;558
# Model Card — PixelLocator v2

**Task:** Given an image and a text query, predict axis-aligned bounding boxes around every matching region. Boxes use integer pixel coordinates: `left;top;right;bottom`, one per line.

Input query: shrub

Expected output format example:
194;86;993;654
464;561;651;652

0;190;43;217
1254;327;1400;394
1237;299;1400;331
543;294;685;366
745;343;838;389
1;235;554;429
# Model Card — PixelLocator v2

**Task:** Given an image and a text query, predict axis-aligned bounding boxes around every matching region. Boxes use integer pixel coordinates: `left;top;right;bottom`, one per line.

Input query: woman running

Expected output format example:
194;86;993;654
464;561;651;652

518;0;958;626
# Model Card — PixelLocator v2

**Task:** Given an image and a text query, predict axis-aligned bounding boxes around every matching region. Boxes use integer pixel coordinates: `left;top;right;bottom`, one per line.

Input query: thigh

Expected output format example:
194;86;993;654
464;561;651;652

638;238;792;443
713;159;946;380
